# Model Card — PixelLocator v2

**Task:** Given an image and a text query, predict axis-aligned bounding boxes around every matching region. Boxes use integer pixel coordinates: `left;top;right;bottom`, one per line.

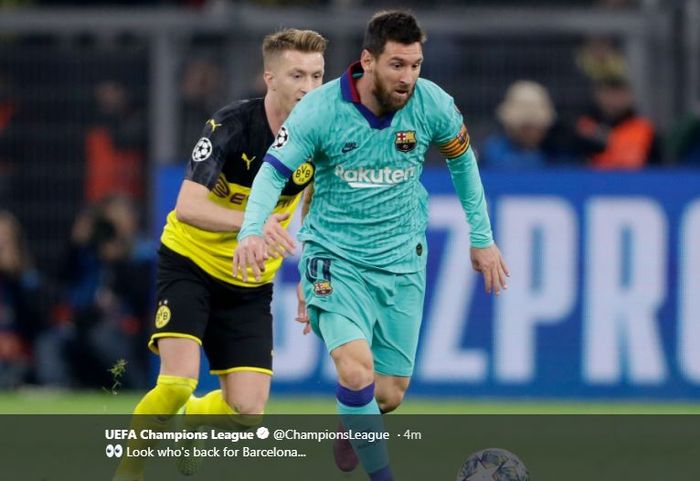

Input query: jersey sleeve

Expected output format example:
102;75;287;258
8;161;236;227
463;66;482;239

429;86;471;159
185;116;241;189
427;83;493;247
262;92;322;177
446;148;494;247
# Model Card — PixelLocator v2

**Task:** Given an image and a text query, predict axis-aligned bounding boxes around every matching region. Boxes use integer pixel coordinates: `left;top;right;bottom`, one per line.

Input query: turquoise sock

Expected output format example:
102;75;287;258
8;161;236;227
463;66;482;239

336;382;393;480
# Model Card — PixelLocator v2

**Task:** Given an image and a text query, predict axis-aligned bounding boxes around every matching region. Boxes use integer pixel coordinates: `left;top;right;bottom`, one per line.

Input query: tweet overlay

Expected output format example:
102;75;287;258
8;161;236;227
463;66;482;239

0;415;698;480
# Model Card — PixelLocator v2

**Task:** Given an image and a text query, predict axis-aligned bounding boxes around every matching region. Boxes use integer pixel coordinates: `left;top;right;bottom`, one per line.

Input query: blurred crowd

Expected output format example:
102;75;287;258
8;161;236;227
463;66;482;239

0;196;154;390
481;75;668;170
1;59;156;389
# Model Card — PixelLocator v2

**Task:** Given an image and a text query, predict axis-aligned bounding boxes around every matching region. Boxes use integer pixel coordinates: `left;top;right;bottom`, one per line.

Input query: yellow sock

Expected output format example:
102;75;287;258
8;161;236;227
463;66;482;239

184;389;262;430
184;389;230;415
133;375;197;415
113;375;197;480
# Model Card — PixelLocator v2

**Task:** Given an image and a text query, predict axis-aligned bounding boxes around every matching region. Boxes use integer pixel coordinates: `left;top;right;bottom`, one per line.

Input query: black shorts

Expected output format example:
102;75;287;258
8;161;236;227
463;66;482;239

149;244;273;375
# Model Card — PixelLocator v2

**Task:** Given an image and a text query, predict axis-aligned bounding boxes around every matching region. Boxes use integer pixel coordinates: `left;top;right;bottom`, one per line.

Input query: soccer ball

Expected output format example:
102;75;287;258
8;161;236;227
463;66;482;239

456;448;529;481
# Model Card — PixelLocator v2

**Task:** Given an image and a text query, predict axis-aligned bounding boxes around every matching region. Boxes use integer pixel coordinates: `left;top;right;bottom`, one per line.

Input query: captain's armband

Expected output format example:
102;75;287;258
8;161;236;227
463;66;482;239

438;124;470;159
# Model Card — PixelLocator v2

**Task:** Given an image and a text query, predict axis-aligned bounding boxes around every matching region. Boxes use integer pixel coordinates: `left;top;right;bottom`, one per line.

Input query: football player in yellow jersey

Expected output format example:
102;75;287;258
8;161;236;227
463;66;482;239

113;29;326;481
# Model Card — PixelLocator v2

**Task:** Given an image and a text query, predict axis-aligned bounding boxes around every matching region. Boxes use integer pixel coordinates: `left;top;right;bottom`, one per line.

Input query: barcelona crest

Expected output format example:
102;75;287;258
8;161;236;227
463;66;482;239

394;130;417;153
313;280;333;296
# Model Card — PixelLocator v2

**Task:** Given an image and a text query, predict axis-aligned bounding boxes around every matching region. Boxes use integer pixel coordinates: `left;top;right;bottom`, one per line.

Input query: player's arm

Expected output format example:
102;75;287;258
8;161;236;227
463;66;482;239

175;180;243;232
433;97;509;294
441;142;509;294
295;182;314;334
234;101;321;282
438;129;492;248
175;117;244;232
232;161;296;282
301;182;314;221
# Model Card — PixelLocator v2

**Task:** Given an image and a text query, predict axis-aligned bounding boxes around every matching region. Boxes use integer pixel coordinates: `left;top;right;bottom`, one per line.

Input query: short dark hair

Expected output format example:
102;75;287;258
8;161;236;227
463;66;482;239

362;11;426;57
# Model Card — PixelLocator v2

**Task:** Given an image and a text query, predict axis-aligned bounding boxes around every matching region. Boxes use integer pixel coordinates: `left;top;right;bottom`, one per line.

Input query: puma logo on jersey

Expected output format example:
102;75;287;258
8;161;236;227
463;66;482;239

241;153;256;170
335;165;417;188
207;119;223;132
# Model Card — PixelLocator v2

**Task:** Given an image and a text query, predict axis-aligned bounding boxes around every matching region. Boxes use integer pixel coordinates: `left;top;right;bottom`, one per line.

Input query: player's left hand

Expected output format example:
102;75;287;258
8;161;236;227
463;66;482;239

470;243;510;295
263;212;296;258
294;282;312;335
233;235;267;282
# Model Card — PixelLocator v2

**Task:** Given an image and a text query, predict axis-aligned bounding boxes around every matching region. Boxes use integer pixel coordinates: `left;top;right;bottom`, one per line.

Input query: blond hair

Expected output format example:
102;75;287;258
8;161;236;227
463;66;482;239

262;29;327;69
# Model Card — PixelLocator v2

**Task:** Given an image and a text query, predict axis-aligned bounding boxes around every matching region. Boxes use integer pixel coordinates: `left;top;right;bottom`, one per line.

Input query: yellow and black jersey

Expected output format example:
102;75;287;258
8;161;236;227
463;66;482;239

161;98;314;287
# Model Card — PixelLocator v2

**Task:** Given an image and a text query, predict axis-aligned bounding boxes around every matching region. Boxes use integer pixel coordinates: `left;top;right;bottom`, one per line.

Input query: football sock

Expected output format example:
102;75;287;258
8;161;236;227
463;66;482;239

336;382;393;481
113;375;197;480
134;375;197;415
184;389;262;430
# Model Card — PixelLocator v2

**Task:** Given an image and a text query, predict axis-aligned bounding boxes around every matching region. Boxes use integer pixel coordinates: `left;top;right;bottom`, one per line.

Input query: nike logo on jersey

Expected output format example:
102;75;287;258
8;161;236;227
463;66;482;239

241;153;256;170
335;165;416;188
341;142;358;154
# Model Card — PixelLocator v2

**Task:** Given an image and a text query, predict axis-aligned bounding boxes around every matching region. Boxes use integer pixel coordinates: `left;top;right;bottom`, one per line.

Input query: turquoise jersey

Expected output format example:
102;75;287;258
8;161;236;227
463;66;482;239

240;62;493;273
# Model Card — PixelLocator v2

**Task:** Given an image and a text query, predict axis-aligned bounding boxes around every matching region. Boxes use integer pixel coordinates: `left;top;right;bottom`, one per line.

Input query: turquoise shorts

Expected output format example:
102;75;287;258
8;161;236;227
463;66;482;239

299;244;426;377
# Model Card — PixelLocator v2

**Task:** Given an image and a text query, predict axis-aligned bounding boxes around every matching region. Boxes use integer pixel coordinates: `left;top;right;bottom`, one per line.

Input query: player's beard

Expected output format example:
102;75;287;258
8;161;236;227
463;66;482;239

372;75;414;114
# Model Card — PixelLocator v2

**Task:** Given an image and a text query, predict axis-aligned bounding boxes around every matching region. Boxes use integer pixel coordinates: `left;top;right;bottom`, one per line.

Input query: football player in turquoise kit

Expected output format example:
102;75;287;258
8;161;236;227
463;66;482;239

234;11;509;481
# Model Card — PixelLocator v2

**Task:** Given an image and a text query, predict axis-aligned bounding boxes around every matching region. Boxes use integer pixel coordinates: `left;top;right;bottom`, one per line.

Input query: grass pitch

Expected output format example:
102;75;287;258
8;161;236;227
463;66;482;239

1;390;699;414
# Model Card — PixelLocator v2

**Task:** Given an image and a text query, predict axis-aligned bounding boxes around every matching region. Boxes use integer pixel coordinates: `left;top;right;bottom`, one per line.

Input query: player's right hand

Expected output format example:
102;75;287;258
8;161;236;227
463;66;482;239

233;235;267;283
470;243;510;295
263;212;296;258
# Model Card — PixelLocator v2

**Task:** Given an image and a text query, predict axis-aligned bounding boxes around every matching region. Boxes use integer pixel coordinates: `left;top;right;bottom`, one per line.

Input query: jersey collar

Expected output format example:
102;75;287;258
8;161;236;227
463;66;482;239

340;61;396;130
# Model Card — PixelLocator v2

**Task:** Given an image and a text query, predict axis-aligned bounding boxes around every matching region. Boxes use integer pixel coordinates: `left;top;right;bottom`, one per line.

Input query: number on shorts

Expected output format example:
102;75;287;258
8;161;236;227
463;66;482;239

305;257;332;282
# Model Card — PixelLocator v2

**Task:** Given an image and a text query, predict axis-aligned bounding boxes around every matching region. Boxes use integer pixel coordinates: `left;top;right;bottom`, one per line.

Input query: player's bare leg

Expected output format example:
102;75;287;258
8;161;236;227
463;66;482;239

185;370;269;425
333;339;375;390
221;370;270;415
159;338;201;380
374;374;410;414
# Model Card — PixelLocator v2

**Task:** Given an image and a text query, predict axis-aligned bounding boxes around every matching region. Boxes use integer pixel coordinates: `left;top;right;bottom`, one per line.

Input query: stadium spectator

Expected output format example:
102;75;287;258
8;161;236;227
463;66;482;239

84;195;154;389
0;72;19;204
178;57;225;159
575;36;626;84
84;80;146;202
0;211;43;388
573;0;633;86
36;196;154;388
481;80;575;169
668;109;700;166
575;75;661;169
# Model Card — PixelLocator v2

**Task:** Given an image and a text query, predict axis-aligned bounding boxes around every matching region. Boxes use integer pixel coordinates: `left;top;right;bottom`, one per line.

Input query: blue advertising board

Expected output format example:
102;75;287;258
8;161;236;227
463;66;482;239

155;167;700;400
